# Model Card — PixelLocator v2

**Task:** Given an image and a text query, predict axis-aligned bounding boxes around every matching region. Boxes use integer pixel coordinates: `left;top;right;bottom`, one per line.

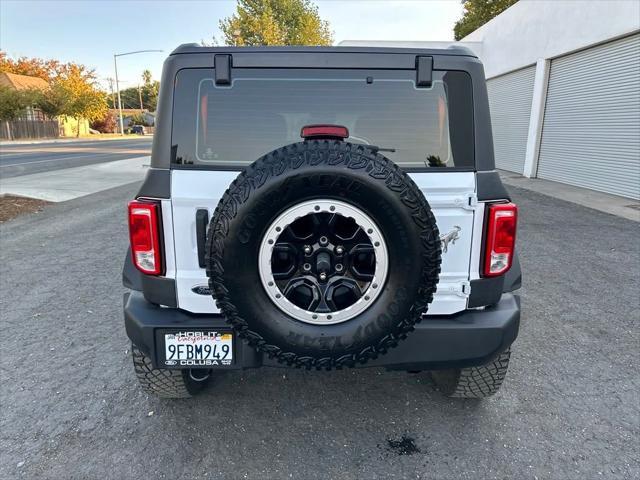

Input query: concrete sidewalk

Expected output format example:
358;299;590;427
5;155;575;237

500;171;640;222
0;156;149;202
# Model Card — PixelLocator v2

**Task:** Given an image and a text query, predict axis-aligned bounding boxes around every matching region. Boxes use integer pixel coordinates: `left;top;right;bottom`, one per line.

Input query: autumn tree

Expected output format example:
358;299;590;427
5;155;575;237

1;52;108;136
32;65;107;137
54;65;107;136
0;51;76;82
90;112;117;133
219;0;333;46
454;0;518;40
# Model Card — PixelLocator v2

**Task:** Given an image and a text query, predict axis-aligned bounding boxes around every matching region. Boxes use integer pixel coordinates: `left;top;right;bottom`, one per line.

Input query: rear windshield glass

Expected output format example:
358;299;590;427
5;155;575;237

171;69;473;169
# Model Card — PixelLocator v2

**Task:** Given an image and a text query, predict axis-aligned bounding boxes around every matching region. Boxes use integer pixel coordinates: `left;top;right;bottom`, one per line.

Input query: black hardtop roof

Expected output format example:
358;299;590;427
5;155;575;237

171;43;477;57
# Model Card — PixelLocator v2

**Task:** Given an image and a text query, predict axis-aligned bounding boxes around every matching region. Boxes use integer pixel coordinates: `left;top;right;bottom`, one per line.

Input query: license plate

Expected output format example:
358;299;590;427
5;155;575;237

163;331;233;367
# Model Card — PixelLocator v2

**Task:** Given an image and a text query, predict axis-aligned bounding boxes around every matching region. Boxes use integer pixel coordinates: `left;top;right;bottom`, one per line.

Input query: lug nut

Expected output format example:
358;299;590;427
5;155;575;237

319;272;327;281
335;264;344;272
303;263;312;272
304;245;312;255
335;246;344;255
319;236;329;246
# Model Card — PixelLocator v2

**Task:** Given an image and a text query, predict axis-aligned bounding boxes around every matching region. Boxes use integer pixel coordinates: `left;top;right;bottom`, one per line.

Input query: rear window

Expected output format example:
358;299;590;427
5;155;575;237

171;68;473;169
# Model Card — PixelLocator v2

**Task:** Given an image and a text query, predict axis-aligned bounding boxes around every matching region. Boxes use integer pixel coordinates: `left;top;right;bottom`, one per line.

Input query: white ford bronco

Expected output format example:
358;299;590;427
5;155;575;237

123;45;521;399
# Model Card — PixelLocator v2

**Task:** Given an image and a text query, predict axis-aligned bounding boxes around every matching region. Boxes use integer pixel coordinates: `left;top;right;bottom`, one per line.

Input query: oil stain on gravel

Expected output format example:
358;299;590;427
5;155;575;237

386;436;421;456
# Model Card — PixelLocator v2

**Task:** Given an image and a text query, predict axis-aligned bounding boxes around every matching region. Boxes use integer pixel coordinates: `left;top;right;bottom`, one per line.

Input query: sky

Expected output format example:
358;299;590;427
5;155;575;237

0;0;464;90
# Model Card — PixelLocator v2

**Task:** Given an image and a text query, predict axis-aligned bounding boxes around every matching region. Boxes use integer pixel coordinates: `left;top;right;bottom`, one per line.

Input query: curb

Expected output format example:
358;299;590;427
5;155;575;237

0;135;152;146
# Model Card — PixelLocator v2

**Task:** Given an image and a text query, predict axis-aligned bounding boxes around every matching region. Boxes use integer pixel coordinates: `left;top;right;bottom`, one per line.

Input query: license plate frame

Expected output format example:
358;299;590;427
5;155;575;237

157;329;234;368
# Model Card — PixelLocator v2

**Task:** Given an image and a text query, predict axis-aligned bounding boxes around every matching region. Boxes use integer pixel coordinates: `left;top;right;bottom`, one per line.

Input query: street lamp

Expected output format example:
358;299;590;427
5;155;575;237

113;50;162;135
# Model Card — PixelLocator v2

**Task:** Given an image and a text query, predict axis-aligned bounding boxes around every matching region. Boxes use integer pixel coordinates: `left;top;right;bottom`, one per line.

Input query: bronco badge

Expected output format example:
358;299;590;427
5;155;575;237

440;226;461;253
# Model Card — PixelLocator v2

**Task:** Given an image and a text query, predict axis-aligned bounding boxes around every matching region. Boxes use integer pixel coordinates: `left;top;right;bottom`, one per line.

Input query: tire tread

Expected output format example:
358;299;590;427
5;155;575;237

433;349;511;398
206;141;442;370
131;345;200;399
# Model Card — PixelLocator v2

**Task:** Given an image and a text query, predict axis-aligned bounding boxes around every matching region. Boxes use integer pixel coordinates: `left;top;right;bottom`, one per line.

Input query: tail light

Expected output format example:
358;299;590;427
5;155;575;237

483;202;518;277
301;124;349;140
128;200;163;275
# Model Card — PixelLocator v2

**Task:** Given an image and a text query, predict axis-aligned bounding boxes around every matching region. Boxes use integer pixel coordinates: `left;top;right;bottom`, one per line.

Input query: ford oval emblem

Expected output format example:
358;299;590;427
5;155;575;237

191;285;212;296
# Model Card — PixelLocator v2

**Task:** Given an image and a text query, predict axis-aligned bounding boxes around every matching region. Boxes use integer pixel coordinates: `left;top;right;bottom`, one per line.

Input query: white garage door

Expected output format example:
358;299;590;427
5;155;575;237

537;33;640;199
487;65;536;174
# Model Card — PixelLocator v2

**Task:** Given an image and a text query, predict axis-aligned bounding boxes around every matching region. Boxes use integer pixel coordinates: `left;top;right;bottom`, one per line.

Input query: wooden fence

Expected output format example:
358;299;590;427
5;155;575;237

1;120;60;140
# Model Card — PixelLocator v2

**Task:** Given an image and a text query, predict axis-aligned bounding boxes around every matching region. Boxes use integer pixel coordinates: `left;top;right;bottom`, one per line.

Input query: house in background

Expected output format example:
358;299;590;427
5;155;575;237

0;72;58;140
0;71;89;139
109;109;155;130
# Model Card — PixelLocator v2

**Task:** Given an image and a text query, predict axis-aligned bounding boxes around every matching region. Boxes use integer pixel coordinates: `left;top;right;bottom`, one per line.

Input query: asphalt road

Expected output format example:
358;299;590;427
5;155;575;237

0;138;152;178
0;182;638;479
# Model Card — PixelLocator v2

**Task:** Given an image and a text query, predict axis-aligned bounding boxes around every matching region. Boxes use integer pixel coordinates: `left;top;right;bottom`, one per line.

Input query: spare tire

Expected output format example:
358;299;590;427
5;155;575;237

206;140;441;369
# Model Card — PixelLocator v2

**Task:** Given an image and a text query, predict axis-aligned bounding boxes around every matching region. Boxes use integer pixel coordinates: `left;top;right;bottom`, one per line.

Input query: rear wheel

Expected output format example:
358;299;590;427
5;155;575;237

431;349;511;398
131;345;209;398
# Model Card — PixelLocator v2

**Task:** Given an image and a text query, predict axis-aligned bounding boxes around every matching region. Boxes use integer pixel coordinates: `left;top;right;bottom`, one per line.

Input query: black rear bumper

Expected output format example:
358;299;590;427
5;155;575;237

124;291;520;371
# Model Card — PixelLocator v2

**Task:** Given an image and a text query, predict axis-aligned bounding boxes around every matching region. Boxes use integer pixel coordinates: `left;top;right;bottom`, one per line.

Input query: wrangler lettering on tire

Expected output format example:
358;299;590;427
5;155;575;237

205;140;442;369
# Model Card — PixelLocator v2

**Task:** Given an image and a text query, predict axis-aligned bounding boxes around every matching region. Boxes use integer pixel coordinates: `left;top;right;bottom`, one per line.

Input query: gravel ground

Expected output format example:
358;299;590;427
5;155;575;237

0;182;638;480
0;195;50;223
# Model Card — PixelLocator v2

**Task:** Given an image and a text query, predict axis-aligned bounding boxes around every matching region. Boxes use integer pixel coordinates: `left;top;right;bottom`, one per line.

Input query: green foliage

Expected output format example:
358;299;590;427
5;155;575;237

128;113;152;127
32;84;69;119
108;70;160;112
220;0;333;46
454;0;518;40
0;86;32;121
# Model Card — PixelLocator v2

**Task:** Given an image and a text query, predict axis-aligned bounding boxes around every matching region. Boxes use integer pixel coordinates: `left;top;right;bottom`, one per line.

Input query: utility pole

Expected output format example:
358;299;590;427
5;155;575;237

113;49;162;136
107;78;116;109
138;84;144;111
107;77;118;134
107;77;117;130
113;56;124;135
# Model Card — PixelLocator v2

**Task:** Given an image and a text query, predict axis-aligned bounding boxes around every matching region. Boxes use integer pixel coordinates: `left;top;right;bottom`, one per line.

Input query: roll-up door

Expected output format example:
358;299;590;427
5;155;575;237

487;65;536;173
537;33;640;199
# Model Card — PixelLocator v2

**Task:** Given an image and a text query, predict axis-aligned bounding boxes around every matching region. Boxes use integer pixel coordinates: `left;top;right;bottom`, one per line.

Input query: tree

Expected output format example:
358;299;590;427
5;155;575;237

108;70;160;112
32;84;69;119
139;69;160;112
1;52;109;136
0;86;32;121
453;0;518;40
0;51;61;82
219;0;333;46
45;65;108;137
0;51;99;83
142;69;153;85
129;113;152;127
90;113;117;133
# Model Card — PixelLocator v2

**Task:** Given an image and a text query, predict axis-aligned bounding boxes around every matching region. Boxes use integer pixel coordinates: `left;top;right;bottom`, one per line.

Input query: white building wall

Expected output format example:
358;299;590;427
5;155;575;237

340;1;640;191
462;0;640;78
464;0;640;184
